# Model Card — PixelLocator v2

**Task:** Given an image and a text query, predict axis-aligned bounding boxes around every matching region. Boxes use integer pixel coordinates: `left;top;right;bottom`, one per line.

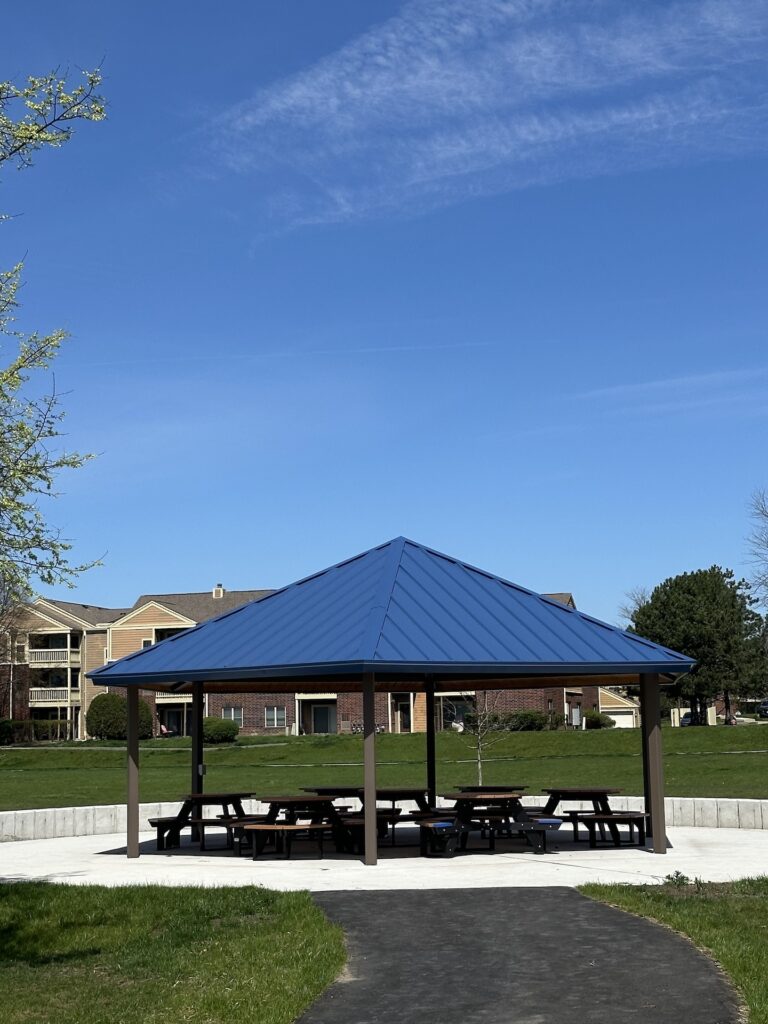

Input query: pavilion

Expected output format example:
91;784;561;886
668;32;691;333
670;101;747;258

88;537;695;863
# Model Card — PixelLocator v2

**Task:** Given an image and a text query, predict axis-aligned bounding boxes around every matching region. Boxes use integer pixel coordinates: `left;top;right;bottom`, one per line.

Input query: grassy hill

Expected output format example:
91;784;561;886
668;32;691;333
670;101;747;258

1;726;766;811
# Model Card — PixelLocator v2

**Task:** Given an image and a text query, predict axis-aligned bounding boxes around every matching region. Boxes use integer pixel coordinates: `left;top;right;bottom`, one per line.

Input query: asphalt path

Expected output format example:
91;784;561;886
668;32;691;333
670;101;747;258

300;887;740;1024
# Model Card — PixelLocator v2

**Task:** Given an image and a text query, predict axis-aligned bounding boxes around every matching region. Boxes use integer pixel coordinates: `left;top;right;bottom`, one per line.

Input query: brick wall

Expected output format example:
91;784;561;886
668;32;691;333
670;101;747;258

207;692;296;735
337;692;390;732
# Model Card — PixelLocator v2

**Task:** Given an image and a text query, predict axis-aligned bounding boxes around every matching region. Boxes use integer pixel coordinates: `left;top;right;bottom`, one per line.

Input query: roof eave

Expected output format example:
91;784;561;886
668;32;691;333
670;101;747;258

89;658;694;688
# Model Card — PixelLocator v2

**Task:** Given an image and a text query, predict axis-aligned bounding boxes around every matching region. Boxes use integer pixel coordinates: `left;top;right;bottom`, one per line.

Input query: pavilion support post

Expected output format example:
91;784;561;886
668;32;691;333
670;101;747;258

639;673;666;854
425;679;437;809
126;688;139;859
191;682;205;795
362;672;377;866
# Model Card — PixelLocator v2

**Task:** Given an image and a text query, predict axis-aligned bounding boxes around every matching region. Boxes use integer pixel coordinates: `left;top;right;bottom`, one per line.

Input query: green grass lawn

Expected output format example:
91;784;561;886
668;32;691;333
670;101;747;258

583;877;768;1024
0;883;344;1024
1;726;766;811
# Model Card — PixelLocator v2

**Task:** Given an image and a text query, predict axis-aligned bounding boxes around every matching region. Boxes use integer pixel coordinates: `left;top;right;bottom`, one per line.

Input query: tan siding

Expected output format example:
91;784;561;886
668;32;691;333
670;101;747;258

110;627;153;659
82;631;108;731
13;607;69;633
121;605;191;628
412;693;427;732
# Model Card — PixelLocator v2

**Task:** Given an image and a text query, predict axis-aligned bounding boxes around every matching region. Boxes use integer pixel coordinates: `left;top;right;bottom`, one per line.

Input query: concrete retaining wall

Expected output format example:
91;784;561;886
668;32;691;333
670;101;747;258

1;795;767;842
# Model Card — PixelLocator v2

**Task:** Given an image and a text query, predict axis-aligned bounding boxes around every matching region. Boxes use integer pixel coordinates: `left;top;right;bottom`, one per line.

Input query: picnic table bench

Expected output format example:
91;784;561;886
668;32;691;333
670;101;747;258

580;812;649;848
242;821;335;859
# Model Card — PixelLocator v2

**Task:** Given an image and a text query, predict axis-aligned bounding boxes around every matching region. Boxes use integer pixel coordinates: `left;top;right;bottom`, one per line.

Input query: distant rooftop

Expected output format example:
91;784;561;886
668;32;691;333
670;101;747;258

123;588;273;623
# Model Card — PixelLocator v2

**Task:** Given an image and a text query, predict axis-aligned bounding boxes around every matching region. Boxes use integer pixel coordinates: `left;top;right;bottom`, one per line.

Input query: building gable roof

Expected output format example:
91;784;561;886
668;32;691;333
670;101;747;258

89;537;695;686
36;598;128;628
117;589;273;625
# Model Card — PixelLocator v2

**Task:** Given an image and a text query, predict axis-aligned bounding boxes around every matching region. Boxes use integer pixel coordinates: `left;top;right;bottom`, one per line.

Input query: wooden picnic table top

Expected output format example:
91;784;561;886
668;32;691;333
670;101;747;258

304;786;428;797
183;792;254;801
454;785;528;792
302;786;362;796
440;791;525;802
543;787;623;796
258;794;338;804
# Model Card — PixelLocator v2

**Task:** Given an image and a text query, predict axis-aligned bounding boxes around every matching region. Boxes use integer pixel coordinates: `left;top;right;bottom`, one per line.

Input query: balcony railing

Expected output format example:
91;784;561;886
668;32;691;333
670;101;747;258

28;649;71;664
29;688;70;703
156;693;193;703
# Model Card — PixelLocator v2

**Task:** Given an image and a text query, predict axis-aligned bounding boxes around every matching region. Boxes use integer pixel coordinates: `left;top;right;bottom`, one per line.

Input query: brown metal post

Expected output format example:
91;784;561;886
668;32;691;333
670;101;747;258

425;679;436;808
126;688;139;858
362;672;377;866
191;682;205;795
640;673;666;853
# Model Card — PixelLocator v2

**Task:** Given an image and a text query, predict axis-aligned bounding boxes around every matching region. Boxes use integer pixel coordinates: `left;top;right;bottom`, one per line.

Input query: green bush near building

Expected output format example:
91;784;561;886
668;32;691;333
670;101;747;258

202;716;239;743
85;693;153;741
583;709;616;729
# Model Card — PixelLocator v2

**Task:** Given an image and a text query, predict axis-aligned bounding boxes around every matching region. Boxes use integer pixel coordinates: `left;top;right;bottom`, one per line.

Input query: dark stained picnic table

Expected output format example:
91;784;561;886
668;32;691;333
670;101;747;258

541;787;624;843
541;787;623;815
438;791;530;826
259;794;344;825
174;791;255;842
304;786;433;814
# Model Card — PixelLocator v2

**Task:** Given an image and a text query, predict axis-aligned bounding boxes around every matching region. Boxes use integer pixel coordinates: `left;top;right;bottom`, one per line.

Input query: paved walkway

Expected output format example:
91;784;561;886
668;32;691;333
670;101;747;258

1;826;766;890
301;889;740;1024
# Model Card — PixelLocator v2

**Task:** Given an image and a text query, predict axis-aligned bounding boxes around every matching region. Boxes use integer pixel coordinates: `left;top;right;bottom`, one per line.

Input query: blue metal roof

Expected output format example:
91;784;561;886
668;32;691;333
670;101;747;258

88;537;694;687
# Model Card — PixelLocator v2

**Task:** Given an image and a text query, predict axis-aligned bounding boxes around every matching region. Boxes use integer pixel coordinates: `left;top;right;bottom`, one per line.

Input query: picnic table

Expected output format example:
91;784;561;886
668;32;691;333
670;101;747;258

454;785;528;793
149;791;255;849
436;791;560;854
303;786;433;813
439;791;529;826
260;794;343;824
541;787;624;843
541;787;622;815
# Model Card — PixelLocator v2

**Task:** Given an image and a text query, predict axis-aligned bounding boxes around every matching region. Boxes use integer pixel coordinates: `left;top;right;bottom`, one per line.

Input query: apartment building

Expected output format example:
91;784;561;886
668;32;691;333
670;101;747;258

3;586;602;737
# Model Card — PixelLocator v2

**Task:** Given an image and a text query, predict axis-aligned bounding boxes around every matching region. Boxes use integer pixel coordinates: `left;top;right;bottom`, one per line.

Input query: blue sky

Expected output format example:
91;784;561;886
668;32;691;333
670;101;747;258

3;0;767;623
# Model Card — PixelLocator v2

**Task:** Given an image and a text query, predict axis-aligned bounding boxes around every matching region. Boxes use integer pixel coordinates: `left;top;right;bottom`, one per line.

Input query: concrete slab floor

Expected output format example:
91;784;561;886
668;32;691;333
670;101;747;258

1;825;766;890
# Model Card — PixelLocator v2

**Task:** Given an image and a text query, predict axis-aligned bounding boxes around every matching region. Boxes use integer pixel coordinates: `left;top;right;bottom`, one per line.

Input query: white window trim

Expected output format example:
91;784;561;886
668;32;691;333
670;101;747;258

265;705;286;729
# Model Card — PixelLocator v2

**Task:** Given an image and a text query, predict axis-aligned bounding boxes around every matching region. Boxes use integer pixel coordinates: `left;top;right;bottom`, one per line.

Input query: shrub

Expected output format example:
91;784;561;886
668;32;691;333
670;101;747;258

32;718;70;741
583;710;616;730
0;718;12;745
203;716;239;743
86;692;153;740
506;710;548;731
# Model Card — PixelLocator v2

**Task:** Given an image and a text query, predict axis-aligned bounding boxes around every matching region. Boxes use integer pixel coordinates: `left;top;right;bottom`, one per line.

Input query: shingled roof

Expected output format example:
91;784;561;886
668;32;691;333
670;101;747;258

40;599;129;626
123;589;273;623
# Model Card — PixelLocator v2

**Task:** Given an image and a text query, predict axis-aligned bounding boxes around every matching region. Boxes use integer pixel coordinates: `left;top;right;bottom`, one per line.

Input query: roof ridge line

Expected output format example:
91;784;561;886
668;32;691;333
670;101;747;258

360;536;407;661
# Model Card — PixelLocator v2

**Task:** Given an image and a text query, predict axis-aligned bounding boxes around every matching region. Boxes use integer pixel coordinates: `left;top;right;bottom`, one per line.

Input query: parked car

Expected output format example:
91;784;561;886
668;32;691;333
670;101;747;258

757;700;768;720
680;711;692;727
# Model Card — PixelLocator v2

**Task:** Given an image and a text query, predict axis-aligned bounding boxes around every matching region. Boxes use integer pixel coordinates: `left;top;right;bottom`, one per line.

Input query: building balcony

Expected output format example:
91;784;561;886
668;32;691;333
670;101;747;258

28;649;80;666
29;688;80;705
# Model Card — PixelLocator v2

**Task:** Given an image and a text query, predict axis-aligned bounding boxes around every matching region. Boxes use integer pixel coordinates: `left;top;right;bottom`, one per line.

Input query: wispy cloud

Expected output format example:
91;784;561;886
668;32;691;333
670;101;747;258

577;366;768;400
575;365;768;417
210;0;768;227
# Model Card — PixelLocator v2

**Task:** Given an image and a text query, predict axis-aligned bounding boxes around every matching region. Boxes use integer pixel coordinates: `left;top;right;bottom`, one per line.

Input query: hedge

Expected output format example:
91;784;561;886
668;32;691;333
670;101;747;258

203;717;239;743
86;693;153;740
583;709;616;729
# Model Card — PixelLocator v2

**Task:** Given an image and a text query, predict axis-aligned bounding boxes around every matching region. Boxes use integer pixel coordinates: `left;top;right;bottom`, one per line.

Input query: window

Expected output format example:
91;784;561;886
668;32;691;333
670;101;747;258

265;705;286;729
222;706;244;728
141;639;153;649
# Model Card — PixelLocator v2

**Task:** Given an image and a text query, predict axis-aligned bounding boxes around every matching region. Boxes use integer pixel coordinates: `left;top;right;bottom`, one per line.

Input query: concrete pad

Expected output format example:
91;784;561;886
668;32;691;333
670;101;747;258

1;826;766;892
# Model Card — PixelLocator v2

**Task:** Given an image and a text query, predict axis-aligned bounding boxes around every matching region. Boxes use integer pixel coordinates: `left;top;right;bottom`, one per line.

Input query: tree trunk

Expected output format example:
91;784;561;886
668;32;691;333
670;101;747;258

476;736;483;786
